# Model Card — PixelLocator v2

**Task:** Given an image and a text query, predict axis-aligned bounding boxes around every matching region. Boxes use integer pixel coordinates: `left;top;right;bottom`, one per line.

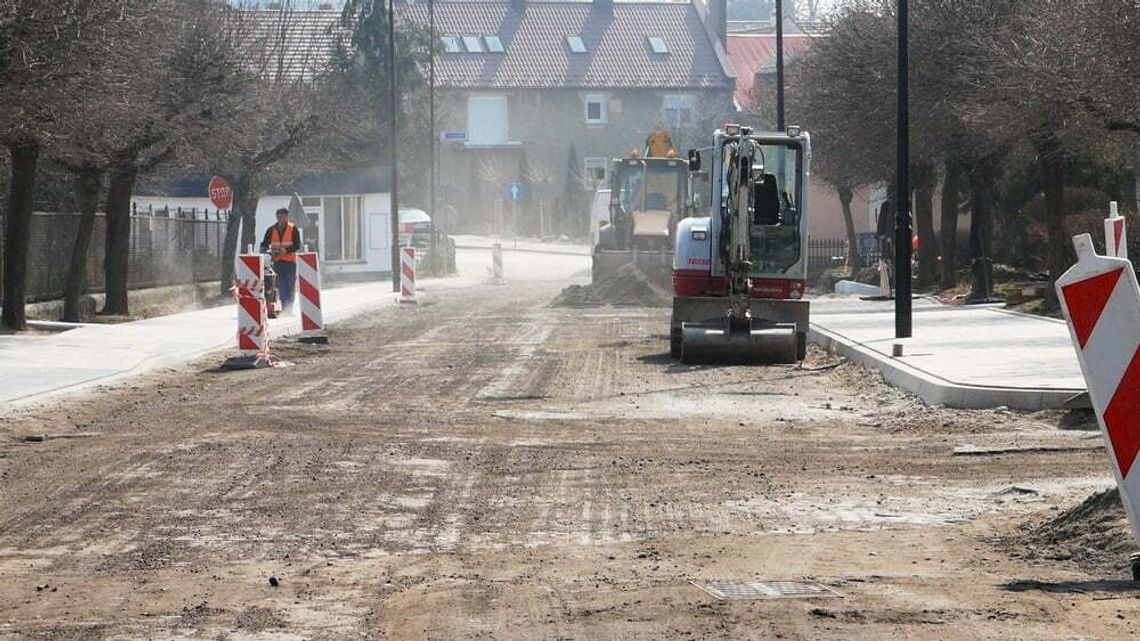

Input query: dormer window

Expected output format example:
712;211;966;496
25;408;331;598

463;36;483;53
566;36;586;54
485;35;504;53
442;36;461;53
648;36;668;54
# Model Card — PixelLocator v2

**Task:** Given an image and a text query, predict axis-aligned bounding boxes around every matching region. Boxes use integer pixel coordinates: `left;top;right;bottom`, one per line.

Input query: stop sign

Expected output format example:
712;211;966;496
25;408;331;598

208;176;233;210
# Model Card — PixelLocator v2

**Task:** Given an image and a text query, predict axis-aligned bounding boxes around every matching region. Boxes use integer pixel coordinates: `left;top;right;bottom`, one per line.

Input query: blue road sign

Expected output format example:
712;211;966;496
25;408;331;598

441;131;467;142
506;182;525;202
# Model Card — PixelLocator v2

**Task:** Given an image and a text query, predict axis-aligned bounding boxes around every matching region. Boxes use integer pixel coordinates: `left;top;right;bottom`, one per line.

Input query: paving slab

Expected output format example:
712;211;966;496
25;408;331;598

808;296;1085;410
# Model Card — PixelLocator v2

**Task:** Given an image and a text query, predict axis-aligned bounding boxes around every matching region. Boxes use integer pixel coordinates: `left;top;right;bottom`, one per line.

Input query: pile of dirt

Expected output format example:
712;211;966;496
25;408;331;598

1015;488;1131;572
552;263;672;308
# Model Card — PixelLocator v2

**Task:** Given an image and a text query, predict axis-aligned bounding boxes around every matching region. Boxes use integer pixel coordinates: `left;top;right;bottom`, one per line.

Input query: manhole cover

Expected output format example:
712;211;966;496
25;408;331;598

691;579;842;600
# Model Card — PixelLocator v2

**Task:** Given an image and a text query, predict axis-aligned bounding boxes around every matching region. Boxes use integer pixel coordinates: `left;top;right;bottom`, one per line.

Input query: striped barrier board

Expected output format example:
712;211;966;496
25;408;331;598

1056;233;1140;550
235;253;267;356
1106;201;1128;260
235;253;263;298
238;296;266;355
399;246;417;304
492;242;504;284
297;252;324;336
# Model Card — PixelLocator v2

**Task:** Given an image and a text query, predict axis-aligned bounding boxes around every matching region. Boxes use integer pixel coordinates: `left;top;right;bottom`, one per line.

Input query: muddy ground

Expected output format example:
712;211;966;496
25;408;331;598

0;272;1137;640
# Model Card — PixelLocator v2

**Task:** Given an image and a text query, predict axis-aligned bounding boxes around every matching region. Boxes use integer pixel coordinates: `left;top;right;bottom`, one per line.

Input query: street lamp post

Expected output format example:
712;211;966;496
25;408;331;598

895;0;912;337
775;0;785;130
389;0;401;292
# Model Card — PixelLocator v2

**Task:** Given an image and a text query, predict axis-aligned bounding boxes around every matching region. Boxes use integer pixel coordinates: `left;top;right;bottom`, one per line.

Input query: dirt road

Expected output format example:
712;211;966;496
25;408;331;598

0;250;1135;640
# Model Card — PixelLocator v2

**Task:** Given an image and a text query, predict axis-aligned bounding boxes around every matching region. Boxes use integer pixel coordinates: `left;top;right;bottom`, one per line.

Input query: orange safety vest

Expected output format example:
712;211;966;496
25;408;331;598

270;223;297;262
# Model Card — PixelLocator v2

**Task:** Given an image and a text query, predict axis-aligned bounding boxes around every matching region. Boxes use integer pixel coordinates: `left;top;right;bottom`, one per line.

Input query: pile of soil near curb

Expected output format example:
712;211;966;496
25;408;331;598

1014;488;1131;572
552;263;671;308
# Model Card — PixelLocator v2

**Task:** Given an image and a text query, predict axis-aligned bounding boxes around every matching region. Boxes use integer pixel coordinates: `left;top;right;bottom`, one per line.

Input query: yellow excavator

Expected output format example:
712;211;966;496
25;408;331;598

592;129;692;287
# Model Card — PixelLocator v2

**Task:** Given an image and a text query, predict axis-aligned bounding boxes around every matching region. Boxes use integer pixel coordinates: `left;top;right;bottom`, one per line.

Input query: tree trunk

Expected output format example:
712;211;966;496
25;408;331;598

837;186;861;270
63;169;103;322
1040;136;1070;308
220;170;258;294
967;168;993;301
102;158;137;315
914;175;938;290
939;160;961;290
1;141;40;331
237;172;258;254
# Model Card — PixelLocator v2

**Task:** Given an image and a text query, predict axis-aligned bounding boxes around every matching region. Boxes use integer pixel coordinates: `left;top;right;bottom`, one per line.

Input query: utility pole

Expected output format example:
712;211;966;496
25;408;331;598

428;0;436;224
895;0;912;337
389;0;401;292
775;0;785;130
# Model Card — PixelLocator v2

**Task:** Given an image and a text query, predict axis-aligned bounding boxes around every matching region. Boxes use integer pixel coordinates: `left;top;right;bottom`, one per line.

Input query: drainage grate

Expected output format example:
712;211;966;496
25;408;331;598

691;579;843;600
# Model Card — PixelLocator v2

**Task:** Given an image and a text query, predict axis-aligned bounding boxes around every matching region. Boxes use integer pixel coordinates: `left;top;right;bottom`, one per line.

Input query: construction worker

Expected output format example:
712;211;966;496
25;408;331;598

260;207;302;314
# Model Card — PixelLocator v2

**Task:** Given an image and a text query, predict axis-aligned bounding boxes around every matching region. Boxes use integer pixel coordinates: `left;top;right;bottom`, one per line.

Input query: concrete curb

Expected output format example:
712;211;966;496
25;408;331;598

453;243;589;256
808;323;1085;411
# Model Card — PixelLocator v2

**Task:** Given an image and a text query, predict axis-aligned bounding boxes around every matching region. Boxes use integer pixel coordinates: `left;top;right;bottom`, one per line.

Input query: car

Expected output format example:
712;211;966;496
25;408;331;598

398;208;433;247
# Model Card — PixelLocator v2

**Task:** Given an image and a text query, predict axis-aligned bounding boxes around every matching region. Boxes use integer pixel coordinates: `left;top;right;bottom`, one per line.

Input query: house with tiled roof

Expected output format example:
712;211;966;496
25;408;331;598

401;0;737;232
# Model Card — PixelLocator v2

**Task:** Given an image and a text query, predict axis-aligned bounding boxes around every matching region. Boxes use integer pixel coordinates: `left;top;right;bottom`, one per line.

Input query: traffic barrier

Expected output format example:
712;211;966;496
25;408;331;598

297;252;328;344
399;246;417;304
233;253;271;364
492;242;504;284
234;252;262;299
1056;233;1140;566
1106;201;1128;260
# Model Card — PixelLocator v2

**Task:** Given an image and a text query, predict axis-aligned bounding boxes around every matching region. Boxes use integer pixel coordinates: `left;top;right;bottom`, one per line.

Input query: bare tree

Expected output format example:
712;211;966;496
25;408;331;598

0;0;170;330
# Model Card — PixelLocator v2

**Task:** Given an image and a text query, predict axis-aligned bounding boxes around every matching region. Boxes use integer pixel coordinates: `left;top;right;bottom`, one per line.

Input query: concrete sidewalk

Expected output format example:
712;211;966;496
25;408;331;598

0;277;465;409
809;296;1085;410
451;234;590;256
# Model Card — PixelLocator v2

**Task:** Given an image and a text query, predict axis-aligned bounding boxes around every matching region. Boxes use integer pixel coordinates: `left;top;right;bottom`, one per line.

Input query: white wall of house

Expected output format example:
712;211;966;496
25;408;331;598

254;193;392;275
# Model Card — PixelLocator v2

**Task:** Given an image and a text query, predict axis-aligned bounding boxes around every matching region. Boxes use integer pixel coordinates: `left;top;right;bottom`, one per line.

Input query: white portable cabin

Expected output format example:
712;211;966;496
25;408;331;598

133;167;395;278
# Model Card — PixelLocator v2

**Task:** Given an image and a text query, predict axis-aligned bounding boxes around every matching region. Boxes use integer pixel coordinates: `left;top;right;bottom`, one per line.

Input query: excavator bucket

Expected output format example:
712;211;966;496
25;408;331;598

679;317;798;364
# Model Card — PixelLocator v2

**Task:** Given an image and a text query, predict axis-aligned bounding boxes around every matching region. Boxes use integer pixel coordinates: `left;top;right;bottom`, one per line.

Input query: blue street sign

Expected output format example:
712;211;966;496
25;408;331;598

441;131;467;142
506;182;525;202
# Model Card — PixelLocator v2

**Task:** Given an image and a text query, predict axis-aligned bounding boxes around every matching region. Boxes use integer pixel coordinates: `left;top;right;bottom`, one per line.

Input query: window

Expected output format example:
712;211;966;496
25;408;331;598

583;158;609;188
648;36;669;54
584;94;607;124
442;36;461;53
322;196;363;262
662;94;695;128
566;36;586;53
463;36;483;53
484;35;504;53
466;95;508;144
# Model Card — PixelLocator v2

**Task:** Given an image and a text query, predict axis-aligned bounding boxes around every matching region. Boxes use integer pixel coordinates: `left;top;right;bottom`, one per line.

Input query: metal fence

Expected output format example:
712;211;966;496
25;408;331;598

3;206;231;304
807;235;883;278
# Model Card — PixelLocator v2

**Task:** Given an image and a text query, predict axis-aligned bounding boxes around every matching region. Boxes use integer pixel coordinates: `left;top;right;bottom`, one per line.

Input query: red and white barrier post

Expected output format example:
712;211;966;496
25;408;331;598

1056;232;1140;577
399;246;417;304
1106;201;1128;260
492;242;504;284
228;253;271;368
297;252;328;344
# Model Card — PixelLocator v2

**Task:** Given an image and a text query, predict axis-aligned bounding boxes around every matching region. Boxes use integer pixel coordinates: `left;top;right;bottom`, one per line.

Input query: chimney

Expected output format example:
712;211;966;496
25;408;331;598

511;0;526;13
711;0;726;45
594;0;613;14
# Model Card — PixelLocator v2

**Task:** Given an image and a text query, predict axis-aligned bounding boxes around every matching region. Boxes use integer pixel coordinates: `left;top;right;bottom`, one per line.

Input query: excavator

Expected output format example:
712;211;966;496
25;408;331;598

670;124;811;364
592;129;692;287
